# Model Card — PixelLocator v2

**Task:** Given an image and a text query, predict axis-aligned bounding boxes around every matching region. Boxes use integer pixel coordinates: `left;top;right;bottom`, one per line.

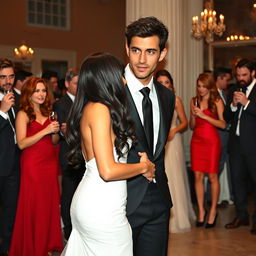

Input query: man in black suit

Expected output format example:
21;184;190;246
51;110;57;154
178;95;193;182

213;67;233;206
124;17;175;256
224;59;256;235
42;70;61;101
0;58;20;255
53;69;84;240
13;69;32;108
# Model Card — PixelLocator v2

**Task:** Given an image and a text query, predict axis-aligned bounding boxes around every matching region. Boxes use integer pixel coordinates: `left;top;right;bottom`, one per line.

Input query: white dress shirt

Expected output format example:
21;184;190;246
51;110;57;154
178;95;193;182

218;88;226;105
125;64;160;153
233;78;256;136
67;91;75;102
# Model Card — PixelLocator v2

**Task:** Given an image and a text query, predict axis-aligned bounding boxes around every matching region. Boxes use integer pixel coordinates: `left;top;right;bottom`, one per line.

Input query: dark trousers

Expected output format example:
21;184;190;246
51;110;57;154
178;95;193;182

229;137;256;223
61;165;84;240
206;129;233;202
127;183;170;256
0;152;20;253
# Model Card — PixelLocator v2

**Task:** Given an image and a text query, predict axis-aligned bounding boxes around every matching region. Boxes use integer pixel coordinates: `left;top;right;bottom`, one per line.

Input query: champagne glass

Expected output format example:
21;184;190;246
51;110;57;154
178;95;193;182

49;111;57;121
194;97;199;107
4;89;13;95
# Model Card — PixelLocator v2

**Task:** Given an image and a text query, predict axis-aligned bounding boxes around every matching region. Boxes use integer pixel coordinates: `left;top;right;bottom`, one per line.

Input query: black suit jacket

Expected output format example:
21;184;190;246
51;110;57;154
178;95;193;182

13;90;20;110
53;93;73;169
224;82;256;155
0;104;18;176
126;81;175;215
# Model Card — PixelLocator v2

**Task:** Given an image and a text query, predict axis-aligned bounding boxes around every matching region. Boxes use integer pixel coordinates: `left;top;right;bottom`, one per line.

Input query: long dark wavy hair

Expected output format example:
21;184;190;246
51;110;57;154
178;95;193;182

66;53;136;168
19;77;52;122
194;72;220;112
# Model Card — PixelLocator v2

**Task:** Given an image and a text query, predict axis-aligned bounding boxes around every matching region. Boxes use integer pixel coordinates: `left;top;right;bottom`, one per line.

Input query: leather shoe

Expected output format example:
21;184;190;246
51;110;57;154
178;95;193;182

225;217;249;229
251;223;256;235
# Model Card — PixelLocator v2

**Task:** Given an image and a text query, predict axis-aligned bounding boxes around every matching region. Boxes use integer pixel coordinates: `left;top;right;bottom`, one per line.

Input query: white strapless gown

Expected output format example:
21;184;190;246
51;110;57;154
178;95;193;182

61;148;132;256
165;110;196;233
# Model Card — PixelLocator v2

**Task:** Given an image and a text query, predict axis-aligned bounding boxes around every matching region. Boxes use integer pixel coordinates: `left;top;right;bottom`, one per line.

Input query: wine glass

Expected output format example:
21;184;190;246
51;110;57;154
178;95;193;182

49;111;57;121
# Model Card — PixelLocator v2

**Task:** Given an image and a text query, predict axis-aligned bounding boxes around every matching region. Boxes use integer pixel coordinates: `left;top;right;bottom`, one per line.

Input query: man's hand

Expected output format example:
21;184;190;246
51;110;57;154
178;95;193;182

0;92;14;112
233;91;249;106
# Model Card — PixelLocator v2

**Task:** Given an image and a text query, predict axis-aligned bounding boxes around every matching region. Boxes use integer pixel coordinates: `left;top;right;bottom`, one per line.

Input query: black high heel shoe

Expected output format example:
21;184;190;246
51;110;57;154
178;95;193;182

205;213;218;229
196;210;207;227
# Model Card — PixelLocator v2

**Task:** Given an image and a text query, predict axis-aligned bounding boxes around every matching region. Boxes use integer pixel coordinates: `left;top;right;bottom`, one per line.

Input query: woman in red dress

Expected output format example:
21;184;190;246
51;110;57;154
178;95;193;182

190;72;226;228
9;77;63;256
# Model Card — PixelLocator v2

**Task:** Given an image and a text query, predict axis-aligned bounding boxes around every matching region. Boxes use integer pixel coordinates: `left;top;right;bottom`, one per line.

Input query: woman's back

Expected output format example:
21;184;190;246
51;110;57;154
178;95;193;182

62;102;133;256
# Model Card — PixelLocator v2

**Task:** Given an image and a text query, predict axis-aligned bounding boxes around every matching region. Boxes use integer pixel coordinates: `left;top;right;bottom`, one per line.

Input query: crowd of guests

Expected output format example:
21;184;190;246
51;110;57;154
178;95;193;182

0;59;82;256
0;16;256;256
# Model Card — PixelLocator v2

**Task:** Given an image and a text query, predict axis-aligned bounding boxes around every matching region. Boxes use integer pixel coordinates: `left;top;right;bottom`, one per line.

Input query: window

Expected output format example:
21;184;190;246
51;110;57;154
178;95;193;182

27;0;70;30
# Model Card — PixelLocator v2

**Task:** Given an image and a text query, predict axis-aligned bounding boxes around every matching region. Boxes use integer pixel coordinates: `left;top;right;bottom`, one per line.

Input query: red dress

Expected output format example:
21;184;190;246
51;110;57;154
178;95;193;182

190;109;221;173
9;119;63;256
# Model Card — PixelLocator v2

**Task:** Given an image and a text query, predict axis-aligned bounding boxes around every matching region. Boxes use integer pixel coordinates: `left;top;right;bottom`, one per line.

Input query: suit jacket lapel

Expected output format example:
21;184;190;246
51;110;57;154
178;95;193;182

153;83;169;160
248;83;256;101
125;86;151;154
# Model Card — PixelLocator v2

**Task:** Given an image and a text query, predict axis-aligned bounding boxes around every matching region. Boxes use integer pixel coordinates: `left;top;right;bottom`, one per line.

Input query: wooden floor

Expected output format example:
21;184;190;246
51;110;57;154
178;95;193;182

168;202;256;256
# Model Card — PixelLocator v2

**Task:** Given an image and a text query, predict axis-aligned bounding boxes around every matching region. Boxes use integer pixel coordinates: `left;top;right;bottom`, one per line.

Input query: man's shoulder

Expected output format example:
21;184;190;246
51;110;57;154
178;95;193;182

53;94;71;107
154;80;175;99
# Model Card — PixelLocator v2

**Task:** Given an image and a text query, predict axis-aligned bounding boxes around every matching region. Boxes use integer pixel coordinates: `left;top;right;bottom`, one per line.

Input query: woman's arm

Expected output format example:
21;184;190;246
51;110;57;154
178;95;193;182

16;111;60;150
168;96;188;141
189;98;196;130
81;103;155;182
194;99;226;129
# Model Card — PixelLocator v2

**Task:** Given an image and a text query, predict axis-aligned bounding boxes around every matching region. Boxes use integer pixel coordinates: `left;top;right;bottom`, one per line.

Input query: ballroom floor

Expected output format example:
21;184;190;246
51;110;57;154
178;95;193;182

168;201;256;256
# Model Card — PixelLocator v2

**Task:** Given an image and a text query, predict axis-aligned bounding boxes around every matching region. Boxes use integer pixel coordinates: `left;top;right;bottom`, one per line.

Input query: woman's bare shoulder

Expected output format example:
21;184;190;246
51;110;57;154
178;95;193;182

82;102;110;123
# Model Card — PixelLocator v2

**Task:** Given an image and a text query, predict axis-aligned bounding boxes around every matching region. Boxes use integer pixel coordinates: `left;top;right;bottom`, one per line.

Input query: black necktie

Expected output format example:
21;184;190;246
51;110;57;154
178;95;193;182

140;87;154;153
8;108;15;127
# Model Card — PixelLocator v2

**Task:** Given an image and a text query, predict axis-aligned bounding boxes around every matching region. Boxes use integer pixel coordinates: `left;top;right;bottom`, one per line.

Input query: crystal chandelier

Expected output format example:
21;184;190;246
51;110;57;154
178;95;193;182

191;0;225;43
14;43;34;61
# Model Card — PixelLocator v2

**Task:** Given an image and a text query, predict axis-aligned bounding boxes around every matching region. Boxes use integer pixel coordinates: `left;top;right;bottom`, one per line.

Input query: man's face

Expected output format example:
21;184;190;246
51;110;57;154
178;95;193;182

0;67;15;92
126;35;167;85
66;75;78;96
217;73;231;90
50;77;58;91
236;67;255;87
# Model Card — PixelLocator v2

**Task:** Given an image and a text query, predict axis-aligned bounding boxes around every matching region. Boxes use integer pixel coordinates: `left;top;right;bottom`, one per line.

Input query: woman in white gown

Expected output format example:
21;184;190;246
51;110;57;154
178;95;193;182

61;53;155;256
156;70;195;233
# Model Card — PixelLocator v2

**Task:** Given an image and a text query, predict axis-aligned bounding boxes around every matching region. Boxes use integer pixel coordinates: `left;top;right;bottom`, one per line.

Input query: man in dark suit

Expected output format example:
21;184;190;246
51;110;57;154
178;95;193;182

224;59;256;235
13;69;32;108
0;58;20;255
53;69;84;240
124;17;175;256
213;67;233;206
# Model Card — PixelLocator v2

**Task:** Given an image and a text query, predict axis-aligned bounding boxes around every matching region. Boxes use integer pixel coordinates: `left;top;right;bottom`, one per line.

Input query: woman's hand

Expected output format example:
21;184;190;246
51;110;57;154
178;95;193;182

167;129;176;141
193;106;206;119
45;121;60;134
138;152;155;182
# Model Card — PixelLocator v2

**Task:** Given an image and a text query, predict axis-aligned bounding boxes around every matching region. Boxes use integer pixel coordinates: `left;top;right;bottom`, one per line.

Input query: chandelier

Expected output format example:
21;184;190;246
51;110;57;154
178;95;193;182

191;0;226;43
14;43;34;61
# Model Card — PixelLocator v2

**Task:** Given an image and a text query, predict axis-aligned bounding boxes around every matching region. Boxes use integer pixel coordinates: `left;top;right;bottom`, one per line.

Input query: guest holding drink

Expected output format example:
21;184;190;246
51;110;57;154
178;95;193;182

9;77;63;256
190;72;226;228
